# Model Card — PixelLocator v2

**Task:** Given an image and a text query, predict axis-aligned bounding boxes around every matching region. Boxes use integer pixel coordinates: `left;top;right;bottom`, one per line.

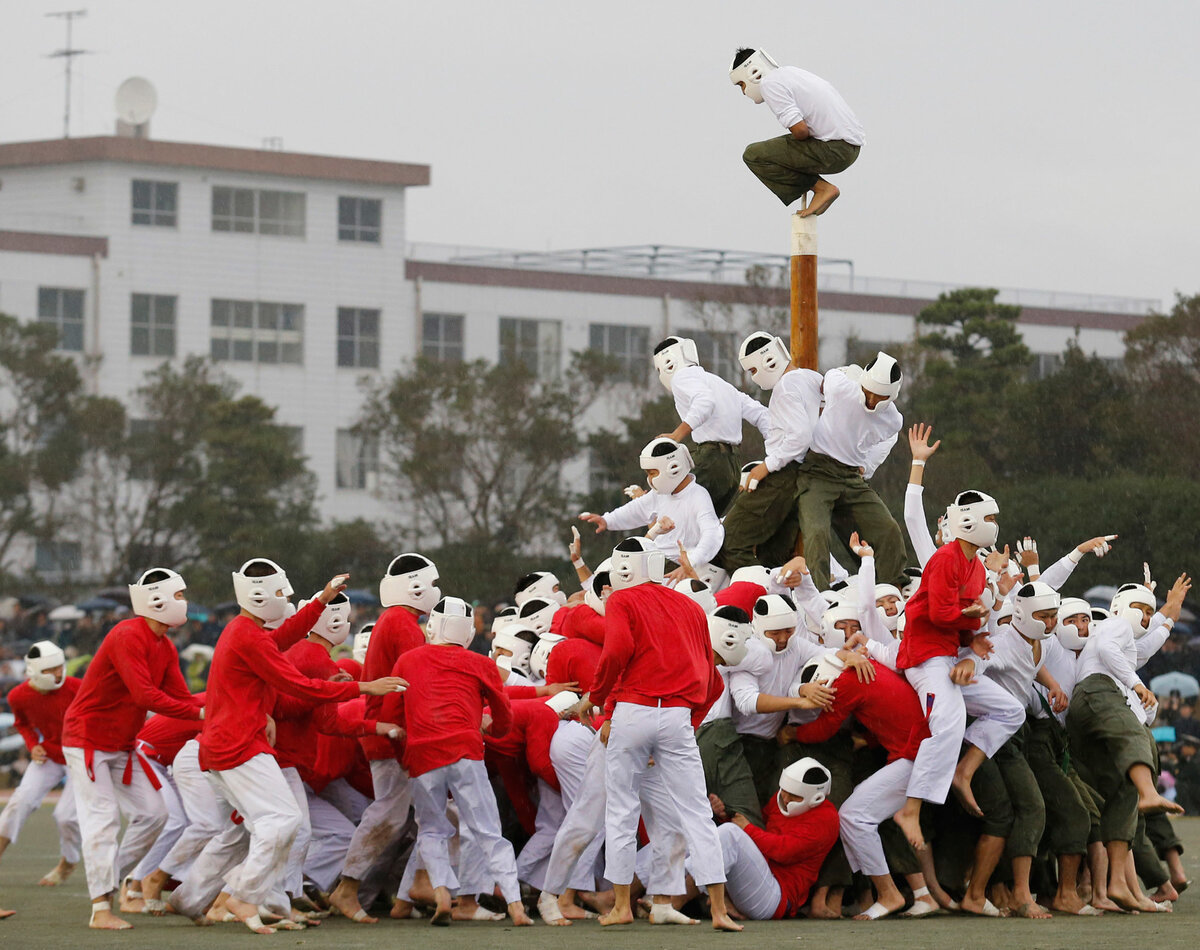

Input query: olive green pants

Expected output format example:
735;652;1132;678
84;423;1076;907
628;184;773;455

690;441;741;518
715;462;801;572
995;725;1046;860
697;717;764;829
742;136;861;206
1025;717;1091;856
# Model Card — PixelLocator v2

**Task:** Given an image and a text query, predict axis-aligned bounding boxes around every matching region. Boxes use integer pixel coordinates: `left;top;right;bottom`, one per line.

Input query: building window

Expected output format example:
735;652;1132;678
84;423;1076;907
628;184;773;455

211;299;304;364
37;287;85;352
589;323;650;384
338;196;382;243
499;317;561;380
336;429;379;490
130;293;177;357
422;313;464;363
337;307;380;368
690;330;739;383
212;186;305;236
35;540;82;576
131;179;178;227
1030;353;1064;380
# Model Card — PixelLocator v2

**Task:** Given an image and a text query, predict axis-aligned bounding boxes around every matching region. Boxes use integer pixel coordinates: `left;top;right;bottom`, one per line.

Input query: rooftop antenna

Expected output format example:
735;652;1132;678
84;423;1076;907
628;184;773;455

46;9;90;138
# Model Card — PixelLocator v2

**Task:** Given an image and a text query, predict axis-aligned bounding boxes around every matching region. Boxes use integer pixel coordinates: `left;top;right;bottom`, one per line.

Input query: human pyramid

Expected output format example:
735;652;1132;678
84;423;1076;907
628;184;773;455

0;48;1192;933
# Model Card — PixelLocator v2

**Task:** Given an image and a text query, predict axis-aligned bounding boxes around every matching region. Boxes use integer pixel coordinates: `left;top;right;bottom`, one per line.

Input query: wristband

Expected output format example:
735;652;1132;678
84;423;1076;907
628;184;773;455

1067;548;1084;564
1026;563;1040;577
910;459;926;467
571;557;585;568
1163;617;1175;630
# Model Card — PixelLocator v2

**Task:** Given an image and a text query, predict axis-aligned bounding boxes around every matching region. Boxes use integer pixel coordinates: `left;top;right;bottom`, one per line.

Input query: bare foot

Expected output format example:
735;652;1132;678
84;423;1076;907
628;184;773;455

0;909;16;920
958;894;1000;917
807;902;840;920
508;901;534;926
1051;893;1089;915
1011;901;1052;919
854;894;906;920
38;859;75;886
1091;895;1122;913
225;896;275;935
712;911;744;932
579;889;615;914
560;902;591;920
599;906;634;926
1152;882;1179;902
390;899;413;919
892;808;927;851
1106;880;1140;912
328;885;378;924
1138;792;1184;816
798;180;840;217
951;774;984;818
90;906;134;930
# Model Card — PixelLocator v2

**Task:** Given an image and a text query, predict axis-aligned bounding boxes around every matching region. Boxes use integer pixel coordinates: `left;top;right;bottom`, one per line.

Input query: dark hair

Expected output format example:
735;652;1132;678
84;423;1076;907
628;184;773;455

686;579;709;593
955;490;986;506
755;593;795;615
243;560;279;578
742;332;772;355
329;591;349;605
591;570;611;592
496;605;519;618
388;554;430;576
653;336;683;355
513;628;539;646
715;605;750;624
650;441;676;457
519;598;554;617
140;568;173;584
615;538;647;553
514;572;545;595
802;766;829;785
731;48;756;69
1018;583;1038;598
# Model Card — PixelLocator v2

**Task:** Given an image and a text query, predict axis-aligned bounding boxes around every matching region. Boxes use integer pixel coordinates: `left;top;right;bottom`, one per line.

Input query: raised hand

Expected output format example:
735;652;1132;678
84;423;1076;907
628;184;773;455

908;422;941;461
579;512;608;533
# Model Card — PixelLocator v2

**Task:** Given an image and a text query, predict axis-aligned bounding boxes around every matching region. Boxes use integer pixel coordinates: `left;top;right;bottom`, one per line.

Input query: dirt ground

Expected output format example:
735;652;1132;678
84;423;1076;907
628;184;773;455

1;807;1198;949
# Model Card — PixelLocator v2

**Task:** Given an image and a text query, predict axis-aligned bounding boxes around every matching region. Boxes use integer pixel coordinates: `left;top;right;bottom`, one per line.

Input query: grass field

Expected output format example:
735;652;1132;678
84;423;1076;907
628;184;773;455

2;806;1198;949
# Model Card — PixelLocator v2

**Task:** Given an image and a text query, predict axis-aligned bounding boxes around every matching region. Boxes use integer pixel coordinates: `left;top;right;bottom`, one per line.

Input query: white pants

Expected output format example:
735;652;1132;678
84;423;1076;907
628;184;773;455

131;757;187;881
0;758;80;863
319;777;370;824
160;739;224;880
711;823;780;920
304;784;356;892
904;655;1025;803
839;757;913;877
604;703;725;888
515;779;565;890
63;746;168;899
411;758;520;905
545;722;604;893
341;758;411;880
280;766;312;898
398;805;496;899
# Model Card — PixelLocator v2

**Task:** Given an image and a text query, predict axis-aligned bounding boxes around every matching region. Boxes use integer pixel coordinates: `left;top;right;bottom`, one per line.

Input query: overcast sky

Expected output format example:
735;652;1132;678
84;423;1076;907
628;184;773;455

2;1;1198;309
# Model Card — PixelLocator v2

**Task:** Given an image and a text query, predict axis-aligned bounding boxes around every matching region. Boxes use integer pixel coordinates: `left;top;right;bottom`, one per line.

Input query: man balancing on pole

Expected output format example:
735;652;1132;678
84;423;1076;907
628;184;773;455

730;48;864;217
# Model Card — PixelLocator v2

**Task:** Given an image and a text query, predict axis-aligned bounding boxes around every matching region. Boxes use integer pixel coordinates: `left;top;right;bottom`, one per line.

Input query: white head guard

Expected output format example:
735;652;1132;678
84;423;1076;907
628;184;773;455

676;578;718;616
796;650;846;691
945;490;1000;548
639;437;694;495
709;606;754;666
820;603;860;648
777;757;831;817
1091;606;1111;622
752;593;797;652
530;632;566;681
491;605;520;633
232;558;293;624
546;689;581;715
492;625;538;676
306;592;352;646
738;331;791;390
514;571;566;609
518;596;559;634
610;536;665;591
1010;582;1060;640
695;561;730;591
427;596;474;647
731;564;774;590
900;567;923;601
858;352;903;410
352;622;374;664
129;568;188;628
25;640;66;692
1111;583;1157;637
1055;597;1092;652
652;336;700;391
874;583;905;633
729;48;780;104
584;561;612;616
380;553;440;613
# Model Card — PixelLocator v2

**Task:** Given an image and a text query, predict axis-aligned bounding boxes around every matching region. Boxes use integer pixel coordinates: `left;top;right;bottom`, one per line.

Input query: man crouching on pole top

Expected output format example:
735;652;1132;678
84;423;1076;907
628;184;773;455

730;48;864;216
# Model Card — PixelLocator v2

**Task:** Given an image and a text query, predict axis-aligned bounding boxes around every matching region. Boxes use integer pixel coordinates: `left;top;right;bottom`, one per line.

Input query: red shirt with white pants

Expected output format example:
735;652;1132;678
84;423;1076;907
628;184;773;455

743;799;840;918
897;541;985;670
359;606;425;761
8;677;81;764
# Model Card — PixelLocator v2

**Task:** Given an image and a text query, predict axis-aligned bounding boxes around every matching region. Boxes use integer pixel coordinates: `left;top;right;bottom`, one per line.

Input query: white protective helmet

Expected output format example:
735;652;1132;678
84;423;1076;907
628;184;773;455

695;561;730;591
518;596;559;634
352;622;374;664
639;437;694;495
731;564;774;590
709;605;754;666
25;641;66;692
677;578;718;615
900;567;923;601
129;568;189;628
529;632;565;681
874;583;905;634
380;553;440;614
492;625;538;677
752;593;797;653
652;336;700;391
795;650;847;692
738;331;791;390
514;571;566;609
584;559;612;616
232;558;293;624
857;352;903;410
546;689;582;716
1091;606;1112;622
1110;583;1157;638
1009;582;1060;641
610;536;665;591
729;48;780;104
1055;597;1092;652
820;603;860;649
945;490;1000;548
491;605;520;632
306;592;353;646
427;596;474;647
777;757;831;817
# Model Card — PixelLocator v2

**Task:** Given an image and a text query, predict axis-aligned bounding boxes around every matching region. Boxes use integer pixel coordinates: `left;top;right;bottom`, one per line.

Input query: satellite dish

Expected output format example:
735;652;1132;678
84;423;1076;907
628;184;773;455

114;77;157;125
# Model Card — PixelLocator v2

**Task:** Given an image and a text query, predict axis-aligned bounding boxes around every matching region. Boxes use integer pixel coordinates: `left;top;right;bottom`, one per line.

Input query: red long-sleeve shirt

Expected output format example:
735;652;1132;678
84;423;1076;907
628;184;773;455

8;678;81;764
589;584;721;727
199;601;360;772
551;604;605;645
545;637;602;688
742;799;840;918
312;696;376;798
715;581;767;617
790;662;929;762
63;618;201;753
381;644;512;779
137;692;205;767
360;606;425;760
897;541;985;670
484;699;561;834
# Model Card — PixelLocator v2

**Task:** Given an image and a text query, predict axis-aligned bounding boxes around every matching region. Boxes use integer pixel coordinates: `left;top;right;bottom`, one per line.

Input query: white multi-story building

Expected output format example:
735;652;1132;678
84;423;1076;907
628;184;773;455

0;133;1156;577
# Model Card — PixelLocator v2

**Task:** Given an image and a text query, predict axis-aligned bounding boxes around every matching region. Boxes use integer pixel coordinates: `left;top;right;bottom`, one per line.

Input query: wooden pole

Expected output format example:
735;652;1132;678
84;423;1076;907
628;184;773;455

789;207;819;369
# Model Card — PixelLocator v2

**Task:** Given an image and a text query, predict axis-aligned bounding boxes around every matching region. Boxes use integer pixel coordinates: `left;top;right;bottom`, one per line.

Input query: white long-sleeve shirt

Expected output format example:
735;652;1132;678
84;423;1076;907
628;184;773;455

904;483;939;569
857;555;900;670
1076;614;1171;725
601;479;724;567
760;67;865;145
1032;638;1076;724
979;624;1046;710
763;368;823;473
729;635;823;739
809;368;902;479
670;365;770;445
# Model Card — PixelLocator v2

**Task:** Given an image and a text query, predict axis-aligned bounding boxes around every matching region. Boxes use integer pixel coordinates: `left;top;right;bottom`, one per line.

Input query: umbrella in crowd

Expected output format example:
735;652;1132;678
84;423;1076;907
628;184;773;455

1149;671;1200;699
75;596;121;612
47;605;85;622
